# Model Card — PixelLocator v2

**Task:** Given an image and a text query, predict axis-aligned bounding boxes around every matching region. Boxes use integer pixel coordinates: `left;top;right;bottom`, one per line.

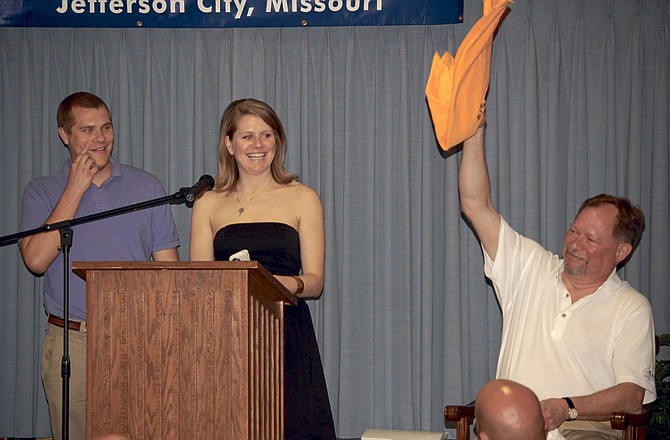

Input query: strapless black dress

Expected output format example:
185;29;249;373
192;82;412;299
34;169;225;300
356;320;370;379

214;222;336;440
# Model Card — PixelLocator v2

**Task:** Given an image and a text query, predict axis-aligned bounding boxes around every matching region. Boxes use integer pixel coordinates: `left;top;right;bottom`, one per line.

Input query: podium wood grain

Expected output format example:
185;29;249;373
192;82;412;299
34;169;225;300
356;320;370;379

73;261;296;440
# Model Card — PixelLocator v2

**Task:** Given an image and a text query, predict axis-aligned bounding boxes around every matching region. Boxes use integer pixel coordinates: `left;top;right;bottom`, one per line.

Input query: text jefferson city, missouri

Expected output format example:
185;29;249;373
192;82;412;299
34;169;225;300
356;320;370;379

56;0;384;17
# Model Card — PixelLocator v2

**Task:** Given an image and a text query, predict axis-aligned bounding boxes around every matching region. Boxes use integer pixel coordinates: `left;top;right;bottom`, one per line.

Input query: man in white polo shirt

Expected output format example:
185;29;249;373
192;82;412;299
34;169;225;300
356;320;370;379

457;119;656;439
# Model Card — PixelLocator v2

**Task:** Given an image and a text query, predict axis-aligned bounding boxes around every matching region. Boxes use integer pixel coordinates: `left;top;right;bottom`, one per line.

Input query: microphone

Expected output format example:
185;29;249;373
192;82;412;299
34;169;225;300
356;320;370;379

185;174;214;208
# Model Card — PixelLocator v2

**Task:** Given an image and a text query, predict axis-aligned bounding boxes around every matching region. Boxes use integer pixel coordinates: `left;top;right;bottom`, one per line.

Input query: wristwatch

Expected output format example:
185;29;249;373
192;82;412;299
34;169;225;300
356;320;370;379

562;397;578;420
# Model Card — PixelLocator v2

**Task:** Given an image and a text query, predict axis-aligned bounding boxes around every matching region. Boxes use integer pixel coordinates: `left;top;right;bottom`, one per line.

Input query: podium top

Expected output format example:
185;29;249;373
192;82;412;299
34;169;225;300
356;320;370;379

72;260;297;305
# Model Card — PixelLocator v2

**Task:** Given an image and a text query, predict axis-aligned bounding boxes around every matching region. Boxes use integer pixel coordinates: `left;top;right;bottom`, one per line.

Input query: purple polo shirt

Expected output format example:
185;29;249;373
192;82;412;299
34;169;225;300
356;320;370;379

19;157;180;320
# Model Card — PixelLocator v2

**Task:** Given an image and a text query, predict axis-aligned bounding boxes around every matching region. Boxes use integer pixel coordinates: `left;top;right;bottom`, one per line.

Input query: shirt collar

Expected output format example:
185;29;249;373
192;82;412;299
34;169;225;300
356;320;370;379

554;260;623;296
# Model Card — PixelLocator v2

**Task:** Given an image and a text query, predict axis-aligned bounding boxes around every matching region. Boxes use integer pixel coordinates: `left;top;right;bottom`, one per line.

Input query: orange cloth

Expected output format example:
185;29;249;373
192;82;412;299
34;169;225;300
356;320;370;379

426;0;511;151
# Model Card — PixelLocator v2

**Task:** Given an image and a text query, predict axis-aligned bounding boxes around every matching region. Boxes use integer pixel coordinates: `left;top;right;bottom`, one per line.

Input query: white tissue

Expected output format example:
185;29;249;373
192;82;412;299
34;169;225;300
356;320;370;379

546;429;566;440
229;249;251;261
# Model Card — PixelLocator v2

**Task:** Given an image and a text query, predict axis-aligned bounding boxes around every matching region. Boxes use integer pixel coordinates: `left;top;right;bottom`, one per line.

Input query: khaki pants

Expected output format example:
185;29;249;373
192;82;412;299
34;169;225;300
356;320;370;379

561;431;619;440
41;321;87;440
561;421;620;440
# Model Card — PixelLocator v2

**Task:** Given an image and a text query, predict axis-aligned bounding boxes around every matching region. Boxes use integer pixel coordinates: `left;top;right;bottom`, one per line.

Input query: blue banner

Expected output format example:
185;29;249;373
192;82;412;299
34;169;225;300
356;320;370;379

0;0;463;28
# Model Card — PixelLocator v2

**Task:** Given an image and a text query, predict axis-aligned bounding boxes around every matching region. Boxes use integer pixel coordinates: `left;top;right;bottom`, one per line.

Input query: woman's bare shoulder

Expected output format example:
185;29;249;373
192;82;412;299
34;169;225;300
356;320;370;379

199;188;234;204
193;188;236;221
282;180;320;199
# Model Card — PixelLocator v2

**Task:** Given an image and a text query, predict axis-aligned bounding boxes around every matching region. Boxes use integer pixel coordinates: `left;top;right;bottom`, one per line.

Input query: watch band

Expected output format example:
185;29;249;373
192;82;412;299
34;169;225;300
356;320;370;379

562;397;578;420
562;397;575;410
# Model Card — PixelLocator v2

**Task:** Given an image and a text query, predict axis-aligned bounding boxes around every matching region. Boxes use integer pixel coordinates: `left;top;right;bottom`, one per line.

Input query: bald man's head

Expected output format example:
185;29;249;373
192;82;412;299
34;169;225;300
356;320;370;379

475;379;546;440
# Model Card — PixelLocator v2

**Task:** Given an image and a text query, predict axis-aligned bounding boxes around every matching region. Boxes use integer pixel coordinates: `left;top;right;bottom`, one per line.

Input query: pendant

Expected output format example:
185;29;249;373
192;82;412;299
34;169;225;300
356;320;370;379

238;207;244;216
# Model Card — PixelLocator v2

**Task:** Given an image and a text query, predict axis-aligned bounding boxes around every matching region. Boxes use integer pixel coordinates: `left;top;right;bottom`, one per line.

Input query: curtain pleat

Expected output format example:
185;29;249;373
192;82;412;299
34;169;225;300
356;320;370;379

649;6;670;319
1;1;668;437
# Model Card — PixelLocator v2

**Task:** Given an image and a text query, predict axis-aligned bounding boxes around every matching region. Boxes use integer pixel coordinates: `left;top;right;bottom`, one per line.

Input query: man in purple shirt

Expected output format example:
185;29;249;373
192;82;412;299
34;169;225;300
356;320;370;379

19;91;179;440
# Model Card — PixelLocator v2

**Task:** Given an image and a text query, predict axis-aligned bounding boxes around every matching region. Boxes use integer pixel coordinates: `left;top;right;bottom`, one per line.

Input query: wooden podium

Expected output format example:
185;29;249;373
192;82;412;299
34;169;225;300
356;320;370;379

72;261;297;440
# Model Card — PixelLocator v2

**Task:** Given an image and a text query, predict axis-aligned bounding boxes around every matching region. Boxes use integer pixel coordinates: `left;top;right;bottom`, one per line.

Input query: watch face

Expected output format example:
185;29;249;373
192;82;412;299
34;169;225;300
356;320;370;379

568;408;578;420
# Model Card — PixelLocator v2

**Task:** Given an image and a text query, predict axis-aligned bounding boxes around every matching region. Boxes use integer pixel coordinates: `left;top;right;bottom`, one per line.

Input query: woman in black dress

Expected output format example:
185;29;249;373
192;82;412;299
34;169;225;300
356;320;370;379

189;98;336;440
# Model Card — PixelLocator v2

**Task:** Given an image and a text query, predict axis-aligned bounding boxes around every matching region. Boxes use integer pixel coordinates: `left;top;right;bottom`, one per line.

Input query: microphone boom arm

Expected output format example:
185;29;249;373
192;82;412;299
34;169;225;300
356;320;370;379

0;187;190;248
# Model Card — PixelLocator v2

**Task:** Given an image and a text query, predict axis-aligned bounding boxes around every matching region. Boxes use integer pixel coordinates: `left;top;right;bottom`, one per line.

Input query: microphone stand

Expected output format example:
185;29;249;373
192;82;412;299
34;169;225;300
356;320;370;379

0;182;201;440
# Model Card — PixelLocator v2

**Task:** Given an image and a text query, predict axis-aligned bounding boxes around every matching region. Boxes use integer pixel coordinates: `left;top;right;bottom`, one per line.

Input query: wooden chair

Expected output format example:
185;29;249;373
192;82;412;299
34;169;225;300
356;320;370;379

443;402;475;440
444;336;661;440
610;403;653;440
444;401;652;440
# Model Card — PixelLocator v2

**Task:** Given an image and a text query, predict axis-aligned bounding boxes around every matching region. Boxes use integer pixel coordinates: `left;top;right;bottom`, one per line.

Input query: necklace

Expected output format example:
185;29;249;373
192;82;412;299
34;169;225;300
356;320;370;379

235;181;272;216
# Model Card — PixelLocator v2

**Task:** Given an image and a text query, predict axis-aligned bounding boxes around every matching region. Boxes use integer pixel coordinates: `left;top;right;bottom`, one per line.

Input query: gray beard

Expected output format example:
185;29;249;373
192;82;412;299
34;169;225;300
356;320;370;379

564;261;586;277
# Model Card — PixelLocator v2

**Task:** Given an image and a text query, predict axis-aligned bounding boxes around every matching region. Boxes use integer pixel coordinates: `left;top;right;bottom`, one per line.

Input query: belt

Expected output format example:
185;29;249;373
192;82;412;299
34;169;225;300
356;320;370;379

48;314;82;331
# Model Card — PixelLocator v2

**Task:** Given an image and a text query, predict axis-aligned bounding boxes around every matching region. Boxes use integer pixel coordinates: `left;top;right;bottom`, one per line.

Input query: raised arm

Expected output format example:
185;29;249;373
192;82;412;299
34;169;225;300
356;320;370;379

459;123;501;259
20;149;97;274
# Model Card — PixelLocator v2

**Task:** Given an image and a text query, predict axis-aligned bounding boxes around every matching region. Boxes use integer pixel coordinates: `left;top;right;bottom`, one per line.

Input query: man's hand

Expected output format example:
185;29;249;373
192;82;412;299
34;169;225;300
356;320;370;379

478;107;487;128
67;146;99;195
541;398;569;431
